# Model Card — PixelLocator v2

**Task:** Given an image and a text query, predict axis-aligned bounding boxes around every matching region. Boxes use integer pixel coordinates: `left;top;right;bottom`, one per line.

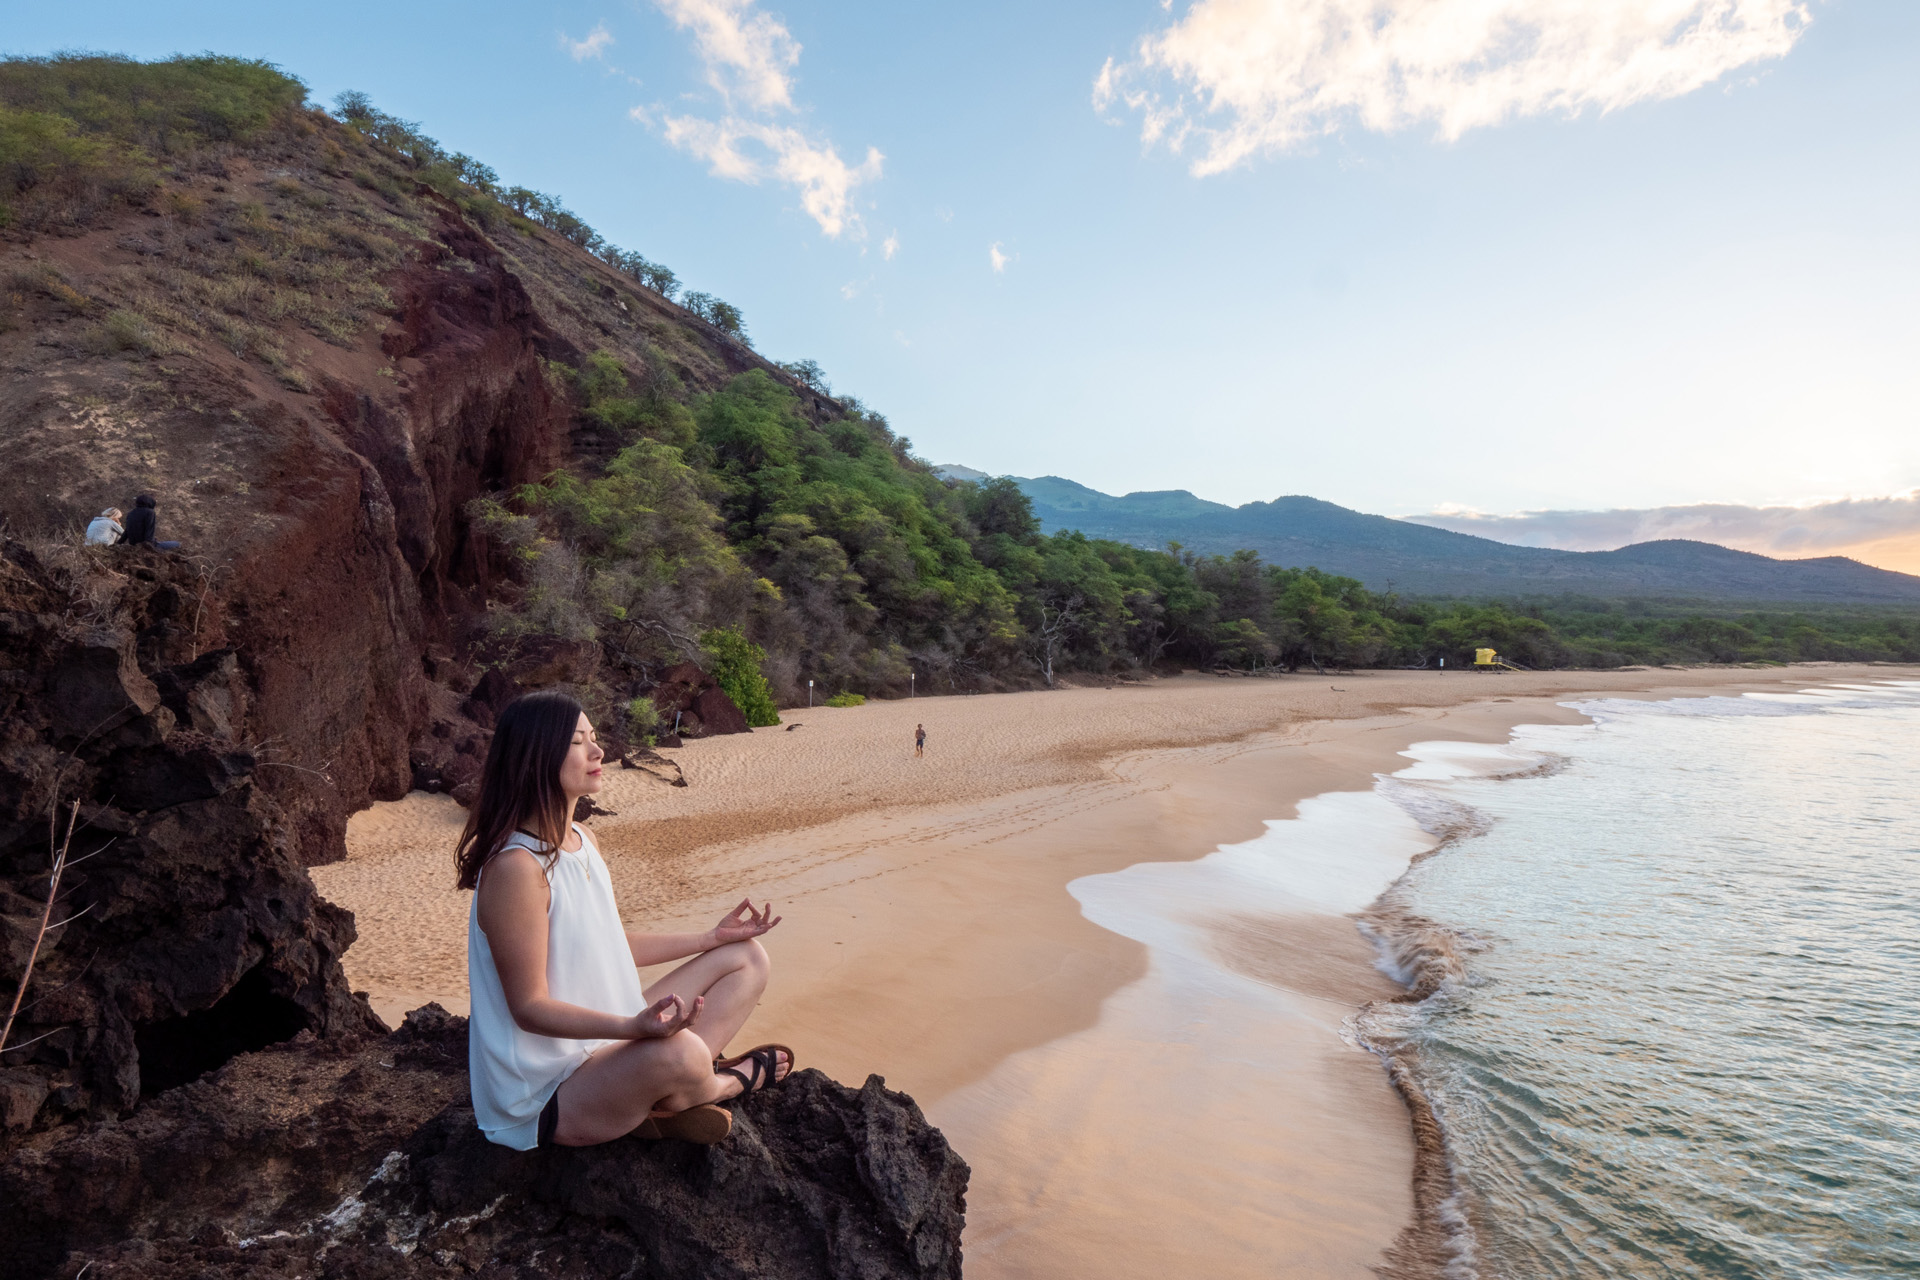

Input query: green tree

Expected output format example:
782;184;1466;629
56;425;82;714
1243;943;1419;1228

700;627;782;727
778;358;829;392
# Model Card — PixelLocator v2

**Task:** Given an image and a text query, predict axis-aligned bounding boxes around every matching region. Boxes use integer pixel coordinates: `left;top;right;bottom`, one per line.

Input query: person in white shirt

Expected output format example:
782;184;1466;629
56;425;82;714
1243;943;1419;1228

458;690;792;1148
84;508;123;546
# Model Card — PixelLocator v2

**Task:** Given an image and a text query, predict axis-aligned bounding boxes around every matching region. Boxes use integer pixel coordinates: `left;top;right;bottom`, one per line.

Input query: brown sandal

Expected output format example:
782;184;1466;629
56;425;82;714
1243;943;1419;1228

715;1044;794;1098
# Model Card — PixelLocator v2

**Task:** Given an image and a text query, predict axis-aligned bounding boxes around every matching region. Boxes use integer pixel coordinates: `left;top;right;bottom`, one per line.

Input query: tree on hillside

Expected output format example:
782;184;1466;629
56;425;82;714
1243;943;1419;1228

960;476;1041;542
778;359;829;393
682;292;748;339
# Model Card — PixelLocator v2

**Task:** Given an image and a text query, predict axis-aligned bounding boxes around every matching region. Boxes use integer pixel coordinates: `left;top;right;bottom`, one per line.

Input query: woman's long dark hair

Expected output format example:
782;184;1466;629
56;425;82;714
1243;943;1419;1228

454;691;583;890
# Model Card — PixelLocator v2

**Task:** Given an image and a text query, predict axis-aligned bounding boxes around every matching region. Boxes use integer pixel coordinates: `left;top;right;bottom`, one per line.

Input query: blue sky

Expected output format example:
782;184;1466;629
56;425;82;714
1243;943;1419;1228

10;2;1918;551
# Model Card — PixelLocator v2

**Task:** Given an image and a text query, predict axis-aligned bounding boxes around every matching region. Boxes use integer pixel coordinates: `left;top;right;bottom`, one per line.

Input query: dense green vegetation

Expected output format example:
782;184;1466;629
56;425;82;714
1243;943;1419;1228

1475;599;1920;667
494;363;1920;698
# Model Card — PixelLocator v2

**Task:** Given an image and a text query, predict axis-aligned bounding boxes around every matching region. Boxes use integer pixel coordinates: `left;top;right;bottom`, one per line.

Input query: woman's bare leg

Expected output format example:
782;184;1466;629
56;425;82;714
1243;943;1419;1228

551;1028;727;1145
550;940;783;1144
645;939;771;1059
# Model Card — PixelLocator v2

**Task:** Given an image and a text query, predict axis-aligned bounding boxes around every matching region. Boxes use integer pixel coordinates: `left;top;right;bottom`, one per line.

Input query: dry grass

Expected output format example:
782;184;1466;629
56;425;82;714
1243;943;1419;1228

5;125;424;388
16;535;135;633
82;308;172;357
104;165;421;383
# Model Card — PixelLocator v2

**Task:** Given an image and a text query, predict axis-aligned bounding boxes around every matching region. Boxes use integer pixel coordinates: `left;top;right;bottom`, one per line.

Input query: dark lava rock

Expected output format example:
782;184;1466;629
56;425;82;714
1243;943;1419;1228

4;1006;968;1280
650;662;750;737
0;552;382;1130
504;635;602;690
461;666;520;728
692;682;751;736
151;648;247;740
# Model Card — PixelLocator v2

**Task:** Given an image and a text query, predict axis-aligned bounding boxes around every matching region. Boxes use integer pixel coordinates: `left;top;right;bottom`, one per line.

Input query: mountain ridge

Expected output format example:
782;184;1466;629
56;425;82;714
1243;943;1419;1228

933;469;1920;603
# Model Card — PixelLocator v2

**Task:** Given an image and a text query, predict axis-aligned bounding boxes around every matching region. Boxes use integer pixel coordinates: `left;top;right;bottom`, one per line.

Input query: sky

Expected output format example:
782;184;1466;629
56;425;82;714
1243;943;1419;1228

9;2;1919;569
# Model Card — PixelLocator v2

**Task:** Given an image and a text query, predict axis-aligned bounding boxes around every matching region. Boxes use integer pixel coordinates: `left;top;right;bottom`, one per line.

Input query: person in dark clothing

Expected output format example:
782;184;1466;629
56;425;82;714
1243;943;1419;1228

118;494;180;550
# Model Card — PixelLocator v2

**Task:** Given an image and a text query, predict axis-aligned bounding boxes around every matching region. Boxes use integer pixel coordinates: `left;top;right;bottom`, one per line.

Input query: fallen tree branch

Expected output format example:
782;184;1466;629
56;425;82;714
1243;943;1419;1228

2;799;81;1053
0;1026;64;1055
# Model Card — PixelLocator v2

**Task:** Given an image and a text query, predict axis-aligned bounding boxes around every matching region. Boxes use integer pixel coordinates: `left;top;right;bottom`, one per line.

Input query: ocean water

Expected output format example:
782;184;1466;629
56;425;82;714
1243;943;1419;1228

1365;682;1920;1279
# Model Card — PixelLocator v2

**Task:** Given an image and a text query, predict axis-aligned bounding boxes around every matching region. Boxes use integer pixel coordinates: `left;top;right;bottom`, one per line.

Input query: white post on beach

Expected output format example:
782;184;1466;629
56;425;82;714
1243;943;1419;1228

910;671;915;698
808;678;813;708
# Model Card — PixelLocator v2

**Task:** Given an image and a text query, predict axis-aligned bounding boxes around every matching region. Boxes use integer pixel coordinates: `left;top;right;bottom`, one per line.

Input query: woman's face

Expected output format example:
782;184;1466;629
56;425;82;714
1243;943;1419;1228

558;713;605;798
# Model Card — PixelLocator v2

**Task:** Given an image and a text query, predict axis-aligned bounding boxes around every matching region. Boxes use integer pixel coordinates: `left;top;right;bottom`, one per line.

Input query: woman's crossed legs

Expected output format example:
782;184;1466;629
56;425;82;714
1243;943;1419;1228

550;939;791;1146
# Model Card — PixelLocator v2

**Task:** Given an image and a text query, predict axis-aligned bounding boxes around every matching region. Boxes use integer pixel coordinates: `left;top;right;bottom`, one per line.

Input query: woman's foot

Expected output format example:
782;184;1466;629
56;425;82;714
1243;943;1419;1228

636;1103;732;1144
714;1044;794;1101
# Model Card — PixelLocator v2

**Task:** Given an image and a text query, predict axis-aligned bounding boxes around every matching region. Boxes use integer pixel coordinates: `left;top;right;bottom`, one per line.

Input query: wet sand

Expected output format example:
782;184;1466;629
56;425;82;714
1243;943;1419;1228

313;664;1908;1277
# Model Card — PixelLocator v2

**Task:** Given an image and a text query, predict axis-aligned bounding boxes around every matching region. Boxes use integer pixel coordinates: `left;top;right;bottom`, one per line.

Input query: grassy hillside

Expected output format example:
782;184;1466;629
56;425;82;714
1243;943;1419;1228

4;53;1915;699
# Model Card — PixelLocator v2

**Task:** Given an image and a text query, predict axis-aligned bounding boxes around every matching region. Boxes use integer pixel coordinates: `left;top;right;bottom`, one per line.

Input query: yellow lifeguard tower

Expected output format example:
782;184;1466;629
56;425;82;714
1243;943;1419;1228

1474;648;1522;672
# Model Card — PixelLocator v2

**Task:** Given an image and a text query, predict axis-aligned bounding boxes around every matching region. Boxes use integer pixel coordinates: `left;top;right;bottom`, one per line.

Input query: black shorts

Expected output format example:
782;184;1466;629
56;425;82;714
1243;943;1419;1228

537;1089;561;1147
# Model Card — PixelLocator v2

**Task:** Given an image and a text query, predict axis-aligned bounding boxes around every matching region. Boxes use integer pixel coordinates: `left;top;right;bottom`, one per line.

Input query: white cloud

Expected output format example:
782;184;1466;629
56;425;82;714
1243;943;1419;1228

560;23;615;62
882;232;899;260
1097;0;1811;175
643;0;883;238
1406;491;1920;563
659;114;883;237
655;0;801;112
989;242;1009;273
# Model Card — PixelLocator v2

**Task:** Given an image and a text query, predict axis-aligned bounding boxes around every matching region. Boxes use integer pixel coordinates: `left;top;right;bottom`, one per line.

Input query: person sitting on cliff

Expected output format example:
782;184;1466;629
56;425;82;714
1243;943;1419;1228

85;507;123;545
117;494;181;550
457;690;793;1149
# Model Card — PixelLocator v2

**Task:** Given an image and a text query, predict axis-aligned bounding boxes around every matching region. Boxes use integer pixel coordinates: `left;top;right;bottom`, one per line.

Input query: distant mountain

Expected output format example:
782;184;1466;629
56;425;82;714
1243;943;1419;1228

933;470;1920;604
1014;475;1234;523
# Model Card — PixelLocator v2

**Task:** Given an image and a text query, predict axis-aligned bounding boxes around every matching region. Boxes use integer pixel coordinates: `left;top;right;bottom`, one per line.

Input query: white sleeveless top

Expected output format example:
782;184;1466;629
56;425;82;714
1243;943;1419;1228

467;824;646;1149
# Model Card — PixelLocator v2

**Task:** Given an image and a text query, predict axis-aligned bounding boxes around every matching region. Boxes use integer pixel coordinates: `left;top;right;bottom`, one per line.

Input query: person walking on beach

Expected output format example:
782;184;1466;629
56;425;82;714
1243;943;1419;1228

117;494;181;550
85;507;123;545
459;691;793;1149
915;723;926;757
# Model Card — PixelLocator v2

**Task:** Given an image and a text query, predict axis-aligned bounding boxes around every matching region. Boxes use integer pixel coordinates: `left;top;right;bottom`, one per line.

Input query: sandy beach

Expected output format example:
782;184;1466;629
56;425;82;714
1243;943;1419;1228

313;663;1911;1277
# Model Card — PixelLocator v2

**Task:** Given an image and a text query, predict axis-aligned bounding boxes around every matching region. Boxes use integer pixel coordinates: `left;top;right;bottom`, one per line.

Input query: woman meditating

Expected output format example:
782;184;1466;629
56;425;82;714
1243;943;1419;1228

457;690;792;1148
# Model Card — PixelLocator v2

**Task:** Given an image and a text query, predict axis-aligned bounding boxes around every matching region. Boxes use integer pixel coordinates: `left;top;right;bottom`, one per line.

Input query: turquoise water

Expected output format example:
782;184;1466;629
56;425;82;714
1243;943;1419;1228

1371;682;1920;1279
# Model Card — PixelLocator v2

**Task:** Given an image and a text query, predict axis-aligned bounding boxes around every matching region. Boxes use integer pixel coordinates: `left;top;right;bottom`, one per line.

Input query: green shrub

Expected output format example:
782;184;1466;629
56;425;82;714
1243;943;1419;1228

92;308;162;355
626;695;663;747
825;691;865;708
699;626;781;727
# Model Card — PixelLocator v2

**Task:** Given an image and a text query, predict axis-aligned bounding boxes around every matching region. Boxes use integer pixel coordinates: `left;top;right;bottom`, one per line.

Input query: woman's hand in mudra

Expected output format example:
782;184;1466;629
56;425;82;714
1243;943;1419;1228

627;993;702;1039
711;898;782;947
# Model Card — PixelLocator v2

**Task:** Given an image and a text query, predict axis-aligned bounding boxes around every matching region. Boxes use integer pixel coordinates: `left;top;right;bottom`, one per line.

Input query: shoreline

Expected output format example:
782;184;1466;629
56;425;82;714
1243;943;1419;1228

315;663;1916;1277
1346;677;1920;1278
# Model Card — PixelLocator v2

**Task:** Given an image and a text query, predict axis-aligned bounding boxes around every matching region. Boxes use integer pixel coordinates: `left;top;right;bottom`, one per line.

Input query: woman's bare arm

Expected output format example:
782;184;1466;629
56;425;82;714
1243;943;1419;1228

625;899;783;968
626;930;721;968
478;849;701;1040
